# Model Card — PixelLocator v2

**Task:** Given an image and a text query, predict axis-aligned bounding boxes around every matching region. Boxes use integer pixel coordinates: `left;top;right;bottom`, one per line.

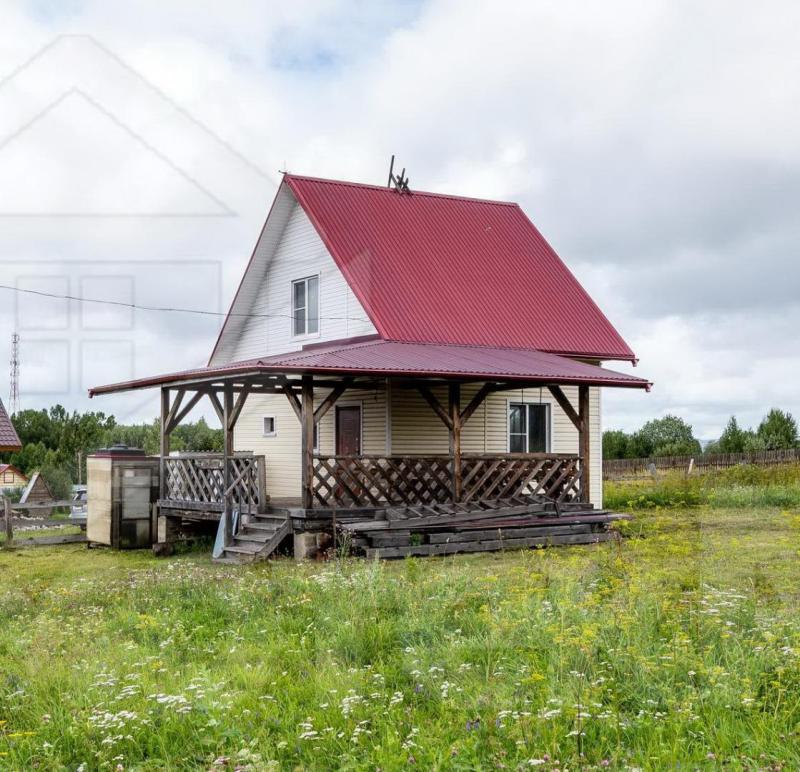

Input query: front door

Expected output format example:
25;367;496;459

336;405;362;456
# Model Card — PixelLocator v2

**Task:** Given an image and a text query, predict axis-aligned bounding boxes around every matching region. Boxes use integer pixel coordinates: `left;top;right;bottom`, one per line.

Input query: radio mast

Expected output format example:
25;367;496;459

9;332;19;415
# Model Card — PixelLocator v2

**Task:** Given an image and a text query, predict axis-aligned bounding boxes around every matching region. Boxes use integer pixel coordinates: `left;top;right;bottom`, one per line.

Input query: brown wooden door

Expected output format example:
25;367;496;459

336;406;361;456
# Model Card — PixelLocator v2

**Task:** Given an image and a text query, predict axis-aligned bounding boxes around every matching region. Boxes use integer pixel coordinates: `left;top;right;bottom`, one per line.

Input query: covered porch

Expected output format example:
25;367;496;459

90;338;650;561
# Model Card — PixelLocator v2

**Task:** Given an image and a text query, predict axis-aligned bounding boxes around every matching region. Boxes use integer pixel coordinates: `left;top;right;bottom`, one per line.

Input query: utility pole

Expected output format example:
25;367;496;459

9;332;19;416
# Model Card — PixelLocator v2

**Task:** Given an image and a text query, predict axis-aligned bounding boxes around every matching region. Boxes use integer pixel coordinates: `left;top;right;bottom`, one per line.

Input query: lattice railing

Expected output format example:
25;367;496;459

311;453;582;508
162;454;266;514
460;454;582;503
313;455;454;508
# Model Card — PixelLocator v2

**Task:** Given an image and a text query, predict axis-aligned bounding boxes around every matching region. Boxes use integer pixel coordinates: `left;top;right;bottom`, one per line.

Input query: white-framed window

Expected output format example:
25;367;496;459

292;275;319;337
509;403;550;453
262;416;277;437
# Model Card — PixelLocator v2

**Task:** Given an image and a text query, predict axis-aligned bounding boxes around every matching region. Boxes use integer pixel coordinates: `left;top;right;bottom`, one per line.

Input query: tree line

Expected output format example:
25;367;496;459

0;406;222;499
603;409;798;460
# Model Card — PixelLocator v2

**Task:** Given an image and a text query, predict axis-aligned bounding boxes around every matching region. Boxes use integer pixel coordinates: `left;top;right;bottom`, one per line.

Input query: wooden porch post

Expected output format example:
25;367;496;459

300;375;315;510
449;382;462;502
159;387;170;503
223;383;234;543
578;385;590;503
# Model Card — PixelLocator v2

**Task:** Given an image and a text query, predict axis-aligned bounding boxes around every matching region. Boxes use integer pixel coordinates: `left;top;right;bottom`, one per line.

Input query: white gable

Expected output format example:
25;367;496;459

210;184;376;366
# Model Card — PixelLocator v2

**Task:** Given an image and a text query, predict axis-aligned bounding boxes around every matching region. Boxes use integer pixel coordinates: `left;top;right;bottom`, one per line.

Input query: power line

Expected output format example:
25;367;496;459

0;283;371;324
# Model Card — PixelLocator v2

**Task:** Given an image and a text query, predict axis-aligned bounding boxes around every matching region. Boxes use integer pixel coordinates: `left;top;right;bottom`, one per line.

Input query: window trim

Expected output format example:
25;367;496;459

262;415;277;437
291;274;321;340
506;399;552;453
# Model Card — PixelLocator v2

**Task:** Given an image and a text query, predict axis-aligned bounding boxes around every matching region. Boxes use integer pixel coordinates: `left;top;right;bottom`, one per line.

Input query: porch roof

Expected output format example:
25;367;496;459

89;337;651;396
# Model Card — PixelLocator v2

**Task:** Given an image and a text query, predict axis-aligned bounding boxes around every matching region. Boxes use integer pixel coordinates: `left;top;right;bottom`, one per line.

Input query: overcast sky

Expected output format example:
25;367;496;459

0;0;797;440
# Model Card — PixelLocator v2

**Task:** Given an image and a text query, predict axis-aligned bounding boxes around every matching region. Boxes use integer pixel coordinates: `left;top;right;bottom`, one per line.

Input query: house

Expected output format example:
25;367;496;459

0;464;28;491
90;174;650;561
19;471;55;517
0;398;21;453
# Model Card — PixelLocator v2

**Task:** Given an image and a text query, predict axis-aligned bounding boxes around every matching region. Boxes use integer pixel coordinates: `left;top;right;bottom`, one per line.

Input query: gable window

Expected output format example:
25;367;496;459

263;416;276;437
292;276;319;336
509;403;549;453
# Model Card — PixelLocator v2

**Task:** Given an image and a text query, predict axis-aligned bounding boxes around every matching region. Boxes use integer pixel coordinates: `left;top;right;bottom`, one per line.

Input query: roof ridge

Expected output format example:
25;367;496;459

285;173;520;208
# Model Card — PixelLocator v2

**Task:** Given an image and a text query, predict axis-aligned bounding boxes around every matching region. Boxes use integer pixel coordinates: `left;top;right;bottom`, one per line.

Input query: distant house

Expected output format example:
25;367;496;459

19;471;55;516
0;398;21;452
91;174;650;561
0;463;28;491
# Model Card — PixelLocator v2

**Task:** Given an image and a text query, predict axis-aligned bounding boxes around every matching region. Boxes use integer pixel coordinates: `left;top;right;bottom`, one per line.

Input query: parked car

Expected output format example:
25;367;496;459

70;485;87;528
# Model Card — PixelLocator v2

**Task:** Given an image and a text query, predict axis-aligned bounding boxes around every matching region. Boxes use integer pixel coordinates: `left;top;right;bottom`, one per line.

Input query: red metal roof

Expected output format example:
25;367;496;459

285;174;636;362
0;399;21;451
90;338;650;396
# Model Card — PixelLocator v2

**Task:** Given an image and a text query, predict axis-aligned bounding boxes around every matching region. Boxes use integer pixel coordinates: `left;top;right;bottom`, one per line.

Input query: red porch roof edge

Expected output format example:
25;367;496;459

90;339;651;397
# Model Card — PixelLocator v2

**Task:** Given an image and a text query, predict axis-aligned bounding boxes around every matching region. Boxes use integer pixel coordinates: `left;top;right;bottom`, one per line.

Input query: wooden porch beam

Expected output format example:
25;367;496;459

300;375;315;510
159;387;170;503
547;385;581;431
459;383;494;426
449;382;462;502
164;389;186;434
416;384;453;430
277;374;303;423
167;389;205;434
204;389;225;425
222;384;234;543
314;377;353;424
578;385;590;504
228;382;252;430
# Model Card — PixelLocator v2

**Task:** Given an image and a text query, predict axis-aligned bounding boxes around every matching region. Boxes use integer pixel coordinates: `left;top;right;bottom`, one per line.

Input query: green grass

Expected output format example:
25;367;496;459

0;525;81;545
1;506;800;770
605;462;800;510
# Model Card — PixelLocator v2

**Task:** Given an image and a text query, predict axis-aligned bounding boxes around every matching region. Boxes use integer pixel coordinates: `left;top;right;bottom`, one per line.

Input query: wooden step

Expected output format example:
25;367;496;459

235;529;279;544
249;516;290;528
215;519;293;565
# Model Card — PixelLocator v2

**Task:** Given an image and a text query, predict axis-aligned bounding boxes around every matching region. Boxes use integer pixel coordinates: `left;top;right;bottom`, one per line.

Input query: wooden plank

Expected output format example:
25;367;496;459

365;531;616;558
427;523;592;543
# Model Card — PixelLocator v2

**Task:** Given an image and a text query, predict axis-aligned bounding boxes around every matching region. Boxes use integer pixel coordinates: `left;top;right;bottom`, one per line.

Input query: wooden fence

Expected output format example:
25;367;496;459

311;453;583;508
603;448;800;479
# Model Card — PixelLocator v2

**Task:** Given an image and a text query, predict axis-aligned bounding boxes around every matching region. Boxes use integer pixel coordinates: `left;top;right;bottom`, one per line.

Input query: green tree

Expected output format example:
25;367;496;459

716;416;748;453
756;409;798;450
602;429;631;459
631;415;702;458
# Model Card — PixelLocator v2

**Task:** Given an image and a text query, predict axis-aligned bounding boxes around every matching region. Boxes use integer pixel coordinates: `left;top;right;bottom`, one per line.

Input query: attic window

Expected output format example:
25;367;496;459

263;416;276;437
292;276;319;336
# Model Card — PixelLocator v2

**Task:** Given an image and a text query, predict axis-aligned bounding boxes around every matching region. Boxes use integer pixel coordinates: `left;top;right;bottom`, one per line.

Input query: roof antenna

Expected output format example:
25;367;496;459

387;155;411;194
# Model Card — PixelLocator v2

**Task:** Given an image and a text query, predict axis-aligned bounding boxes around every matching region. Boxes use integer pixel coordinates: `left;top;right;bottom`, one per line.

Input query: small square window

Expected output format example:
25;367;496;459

263;416;276;437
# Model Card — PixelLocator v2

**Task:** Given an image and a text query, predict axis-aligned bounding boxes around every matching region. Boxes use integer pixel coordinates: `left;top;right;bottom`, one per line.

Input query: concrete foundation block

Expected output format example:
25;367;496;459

294;532;321;560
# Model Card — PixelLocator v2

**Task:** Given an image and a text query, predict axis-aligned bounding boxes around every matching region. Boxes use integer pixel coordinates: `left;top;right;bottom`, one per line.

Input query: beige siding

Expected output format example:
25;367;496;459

224;199;376;364
234;387;387;499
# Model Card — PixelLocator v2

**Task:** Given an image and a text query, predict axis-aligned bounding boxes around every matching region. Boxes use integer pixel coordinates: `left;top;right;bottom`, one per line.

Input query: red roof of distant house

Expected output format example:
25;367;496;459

89;337;650;396
0;399;21;451
0;464;26;479
285;174;636;362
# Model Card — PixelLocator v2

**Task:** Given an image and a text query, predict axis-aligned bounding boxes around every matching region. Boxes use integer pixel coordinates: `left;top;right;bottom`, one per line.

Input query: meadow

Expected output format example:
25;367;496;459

1;476;799;769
